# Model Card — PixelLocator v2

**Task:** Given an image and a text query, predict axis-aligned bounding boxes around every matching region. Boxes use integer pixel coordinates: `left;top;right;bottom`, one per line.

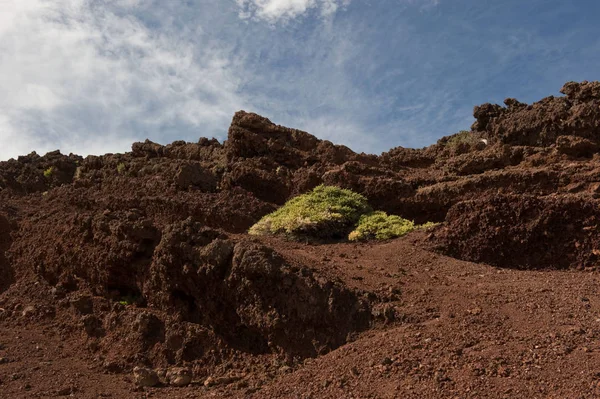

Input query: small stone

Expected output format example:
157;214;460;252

133;366;159;387
467;307;482;315
22;305;35;317
50;285;67;299
203;375;241;387
381;357;393;366
57;386;77;396
165;367;192;387
155;368;167;384
102;360;123;373
278;366;291;374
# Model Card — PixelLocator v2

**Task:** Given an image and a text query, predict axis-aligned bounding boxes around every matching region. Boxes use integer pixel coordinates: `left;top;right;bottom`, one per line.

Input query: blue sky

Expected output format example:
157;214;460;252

1;0;599;160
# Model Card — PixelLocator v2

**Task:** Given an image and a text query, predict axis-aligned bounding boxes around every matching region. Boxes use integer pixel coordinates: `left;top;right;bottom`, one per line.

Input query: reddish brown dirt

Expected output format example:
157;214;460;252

4;235;600;398
3;81;600;398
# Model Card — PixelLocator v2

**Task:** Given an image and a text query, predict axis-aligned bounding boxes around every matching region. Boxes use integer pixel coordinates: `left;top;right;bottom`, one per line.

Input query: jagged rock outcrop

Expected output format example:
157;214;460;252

436;194;600;270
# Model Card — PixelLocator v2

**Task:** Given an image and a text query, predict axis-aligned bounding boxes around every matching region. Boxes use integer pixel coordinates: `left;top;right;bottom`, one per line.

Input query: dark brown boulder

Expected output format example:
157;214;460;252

436;194;600;270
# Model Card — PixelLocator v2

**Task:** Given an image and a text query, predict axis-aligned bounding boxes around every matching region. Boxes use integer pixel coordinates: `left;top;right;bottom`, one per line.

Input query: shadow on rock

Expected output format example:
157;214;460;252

0;214;15;293
144;218;371;359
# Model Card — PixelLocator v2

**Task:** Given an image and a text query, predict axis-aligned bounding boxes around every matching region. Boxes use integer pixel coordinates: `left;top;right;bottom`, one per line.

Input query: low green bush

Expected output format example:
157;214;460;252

445;130;479;149
249;185;372;239
249;185;437;241
118;295;138;306
348;211;414;241
349;212;439;241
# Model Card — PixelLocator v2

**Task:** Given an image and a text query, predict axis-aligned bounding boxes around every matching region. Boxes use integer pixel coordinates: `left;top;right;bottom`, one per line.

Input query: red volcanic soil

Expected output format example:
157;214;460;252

2;81;600;398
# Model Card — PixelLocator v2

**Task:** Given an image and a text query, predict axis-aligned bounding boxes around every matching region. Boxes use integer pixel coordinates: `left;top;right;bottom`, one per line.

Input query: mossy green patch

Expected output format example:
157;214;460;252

445;130;478;148
348;211;415;241
348;211;439;241
43;166;55;178
249;185;372;239
118;294;139;306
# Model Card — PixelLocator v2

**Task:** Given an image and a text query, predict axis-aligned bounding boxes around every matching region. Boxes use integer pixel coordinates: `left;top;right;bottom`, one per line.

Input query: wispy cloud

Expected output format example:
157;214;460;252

0;0;245;160
235;0;350;23
1;0;597;161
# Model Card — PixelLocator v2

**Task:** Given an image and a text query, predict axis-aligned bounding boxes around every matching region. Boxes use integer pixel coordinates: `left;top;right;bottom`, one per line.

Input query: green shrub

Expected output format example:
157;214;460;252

117;163;126;174
445;130;478;148
249;185;372;239
349;212;439;241
118;294;139;306
43;166;55;178
349;211;415;241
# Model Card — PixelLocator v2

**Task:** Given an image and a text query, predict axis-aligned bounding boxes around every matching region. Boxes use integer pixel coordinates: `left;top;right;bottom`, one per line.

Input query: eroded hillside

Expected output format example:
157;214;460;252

2;81;600;398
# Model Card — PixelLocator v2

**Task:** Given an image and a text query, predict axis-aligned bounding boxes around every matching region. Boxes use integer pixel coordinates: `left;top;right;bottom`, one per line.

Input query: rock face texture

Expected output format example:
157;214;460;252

0;213;14;293
471;81;600;146
5;82;600;270
3;81;600;397
436;194;600;270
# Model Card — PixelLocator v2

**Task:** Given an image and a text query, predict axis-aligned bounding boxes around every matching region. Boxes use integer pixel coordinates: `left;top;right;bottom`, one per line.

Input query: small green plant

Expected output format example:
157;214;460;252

249;185;372;239
117;163;126;174
349;211;415;241
418;221;439;230
118;294;138;306
445;130;477;148
349;212;439;241
43;166;56;178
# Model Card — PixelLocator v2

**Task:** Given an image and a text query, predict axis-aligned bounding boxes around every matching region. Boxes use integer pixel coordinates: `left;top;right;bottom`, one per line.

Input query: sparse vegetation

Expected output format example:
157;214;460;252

445;130;478;148
349;211;415;241
249;185;372;239
118;294;138;306
117;163;126;175
250;185;437;241
419;221;439;230
43;166;56;178
349;212;439;241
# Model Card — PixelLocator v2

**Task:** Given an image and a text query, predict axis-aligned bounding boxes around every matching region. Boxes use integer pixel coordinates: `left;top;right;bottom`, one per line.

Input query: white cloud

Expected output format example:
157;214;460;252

235;0;350;22
0;0;245;160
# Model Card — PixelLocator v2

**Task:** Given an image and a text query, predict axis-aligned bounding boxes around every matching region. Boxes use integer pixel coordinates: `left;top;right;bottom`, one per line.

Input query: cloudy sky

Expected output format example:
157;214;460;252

1;0;599;160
